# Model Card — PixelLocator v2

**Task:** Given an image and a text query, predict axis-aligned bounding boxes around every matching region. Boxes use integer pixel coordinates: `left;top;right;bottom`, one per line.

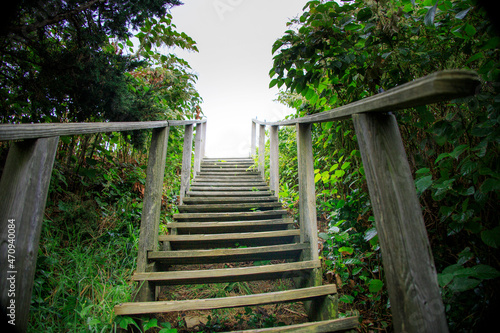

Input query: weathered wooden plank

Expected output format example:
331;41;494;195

166;219;293;234
197;171;261;176
251;121;257;156
133;260;321;285
258;124;266;177
228;316;359;333
168;119;207;126
114;285;337;315
191;182;267;186
201;121;207;159
250;70;479;126
179;124;194;204
135;126;170;302
193;123;203;177
193;176;263;181
352;113;448;333
173;210;288;221
269;125;279;197
182;196;279;205
187;191;273;197
189;186;270;191
148;243;308;264
0;137;59;332
178;202;282;212
296;124;319;262
159;230;300;242
203;157;254;162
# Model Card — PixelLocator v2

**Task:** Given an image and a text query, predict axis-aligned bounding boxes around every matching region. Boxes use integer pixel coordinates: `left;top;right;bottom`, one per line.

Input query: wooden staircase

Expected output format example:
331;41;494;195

114;157;358;332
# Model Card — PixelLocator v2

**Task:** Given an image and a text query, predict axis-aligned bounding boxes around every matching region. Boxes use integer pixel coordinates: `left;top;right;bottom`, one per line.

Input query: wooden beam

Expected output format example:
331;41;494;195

179;124;194;204
135;126;170;302
258;124;266;178
114;285;337;315
251;121;257;157
269;125;279;197
201;122;207;159
193;123;203;177
0;137;59;332
296;123;319;262
352;113;448;333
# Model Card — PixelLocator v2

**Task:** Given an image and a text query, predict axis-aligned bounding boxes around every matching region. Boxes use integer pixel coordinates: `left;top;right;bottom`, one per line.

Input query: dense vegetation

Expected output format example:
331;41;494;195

269;0;499;331
0;0;201;331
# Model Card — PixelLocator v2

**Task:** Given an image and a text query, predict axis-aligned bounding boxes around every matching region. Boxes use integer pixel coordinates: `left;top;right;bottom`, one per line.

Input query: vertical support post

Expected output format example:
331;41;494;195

269;125;279;197
135;126;169;302
251;121;257;157
258;124;266;178
296;123;319;262
201;121;207;159
193;123;202;178
352;113;448;333
0;137;59;332
180;124;194;204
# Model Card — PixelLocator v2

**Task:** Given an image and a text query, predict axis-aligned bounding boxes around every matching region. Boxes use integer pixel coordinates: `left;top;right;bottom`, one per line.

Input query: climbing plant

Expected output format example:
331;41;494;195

271;0;499;331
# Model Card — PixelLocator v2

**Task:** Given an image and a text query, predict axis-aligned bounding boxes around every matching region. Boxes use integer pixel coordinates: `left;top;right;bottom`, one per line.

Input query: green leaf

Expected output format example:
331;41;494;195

449;276;480;292
455;7;471;20
143;318;159;330
319;232;330;240
437;273;454;287
480;178;500;193
339;246;354;255
368;279;384;293
314;173;322;183
415;175;433;194
481;226;500;248
339;295;354;304
126;39;134;47
464;24;476;37
357;7;372;21
269;79;279;88
424;1;438;27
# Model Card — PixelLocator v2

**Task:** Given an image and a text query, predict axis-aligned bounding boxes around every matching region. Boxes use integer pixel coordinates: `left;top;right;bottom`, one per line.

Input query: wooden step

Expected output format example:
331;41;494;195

191;182;268;186
173;210;288;222
178;202;282;213
159;230;300;249
187;191;273;197
203;158;254;162
201;167;256;171
133;260;321;286
148;243;308;264
201;163;255;168
227;317;359;333
114;284;337;315
197;171;261;176
193;178;265;183
182;196;279;205
189;186;270;192
166;219;293;234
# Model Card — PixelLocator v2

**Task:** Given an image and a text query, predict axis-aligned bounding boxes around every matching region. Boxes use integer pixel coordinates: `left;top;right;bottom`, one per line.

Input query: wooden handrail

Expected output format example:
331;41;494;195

252;70;479;126
252;69;481;333
0;119;207;141
0;117;207;329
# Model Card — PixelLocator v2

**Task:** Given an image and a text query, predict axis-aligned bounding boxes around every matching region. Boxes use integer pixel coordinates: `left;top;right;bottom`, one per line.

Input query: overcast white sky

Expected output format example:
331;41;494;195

169;0;309;157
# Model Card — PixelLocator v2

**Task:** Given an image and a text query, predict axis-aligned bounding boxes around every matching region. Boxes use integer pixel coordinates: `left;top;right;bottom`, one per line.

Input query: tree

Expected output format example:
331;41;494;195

0;0;198;124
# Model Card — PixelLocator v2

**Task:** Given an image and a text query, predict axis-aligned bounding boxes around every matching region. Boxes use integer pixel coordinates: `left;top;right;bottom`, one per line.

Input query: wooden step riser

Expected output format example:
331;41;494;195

178;204;282;213
114;285;337;315
133;261;320;286
165;236;298;250
182;197;279;205
173;224;290;234
189;186;270;192
174;213;287;223
148;243;307;265
228;317;359;333
187;191;272;197
191;182;268;186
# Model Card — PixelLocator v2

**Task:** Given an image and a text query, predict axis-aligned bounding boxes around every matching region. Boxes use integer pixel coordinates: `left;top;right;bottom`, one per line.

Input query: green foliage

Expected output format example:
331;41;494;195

271;0;499;331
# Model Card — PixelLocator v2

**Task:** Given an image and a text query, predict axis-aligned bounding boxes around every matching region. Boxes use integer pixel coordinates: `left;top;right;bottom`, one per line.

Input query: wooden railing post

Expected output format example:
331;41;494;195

180;124;194;204
258;124;266;178
135;126;170;302
269;125;279;197
352;113;448;333
193;123;203;177
251;121;257;157
296;123;319;262
201;121;207;159
0;137;59;332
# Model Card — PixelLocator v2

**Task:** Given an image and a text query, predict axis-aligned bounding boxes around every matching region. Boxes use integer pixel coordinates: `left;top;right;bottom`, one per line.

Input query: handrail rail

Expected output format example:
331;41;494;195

252;70;479;126
251;69;481;333
0;118;207;141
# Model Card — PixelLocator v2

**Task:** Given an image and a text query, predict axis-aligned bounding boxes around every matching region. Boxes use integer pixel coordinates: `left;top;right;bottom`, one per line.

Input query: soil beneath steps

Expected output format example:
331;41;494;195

154;261;310;332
